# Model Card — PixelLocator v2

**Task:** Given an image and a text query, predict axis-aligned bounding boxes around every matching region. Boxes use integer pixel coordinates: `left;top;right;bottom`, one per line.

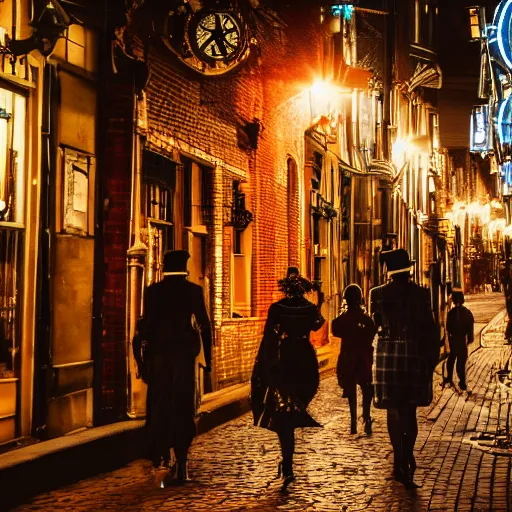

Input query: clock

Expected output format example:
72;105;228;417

163;8;250;76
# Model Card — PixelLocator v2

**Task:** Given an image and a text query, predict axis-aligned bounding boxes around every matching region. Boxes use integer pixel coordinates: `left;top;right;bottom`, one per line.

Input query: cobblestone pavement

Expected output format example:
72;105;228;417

12;295;512;512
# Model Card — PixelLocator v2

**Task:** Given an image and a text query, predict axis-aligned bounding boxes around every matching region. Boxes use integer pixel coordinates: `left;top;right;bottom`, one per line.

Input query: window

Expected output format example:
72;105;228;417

231;180;252;316
66;25;86;69
0;229;22;379
234;229;243;255
63;148;92;235
0;89;26;224
143;151;176;284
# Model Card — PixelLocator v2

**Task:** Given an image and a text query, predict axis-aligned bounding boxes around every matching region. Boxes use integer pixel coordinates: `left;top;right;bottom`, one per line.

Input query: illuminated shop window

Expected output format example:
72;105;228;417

0;87;26;391
0;230;22;379
0;90;26;224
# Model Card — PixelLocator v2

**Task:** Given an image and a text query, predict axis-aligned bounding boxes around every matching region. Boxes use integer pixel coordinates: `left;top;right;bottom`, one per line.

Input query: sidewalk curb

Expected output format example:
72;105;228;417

1;351;337;510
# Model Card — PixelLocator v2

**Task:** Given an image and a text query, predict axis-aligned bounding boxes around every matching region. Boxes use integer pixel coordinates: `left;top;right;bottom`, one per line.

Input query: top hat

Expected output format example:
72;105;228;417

381;248;414;276
163;250;190;272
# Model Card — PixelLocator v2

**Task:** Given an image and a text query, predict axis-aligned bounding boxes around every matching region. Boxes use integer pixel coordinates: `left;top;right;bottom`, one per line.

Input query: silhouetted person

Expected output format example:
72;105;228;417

445;290;474;391
142;250;212;482
332;284;376;435
251;267;324;490
370;249;439;489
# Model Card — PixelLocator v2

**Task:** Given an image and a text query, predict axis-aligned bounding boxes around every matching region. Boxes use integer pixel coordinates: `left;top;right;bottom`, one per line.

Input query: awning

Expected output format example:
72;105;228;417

407;62;443;93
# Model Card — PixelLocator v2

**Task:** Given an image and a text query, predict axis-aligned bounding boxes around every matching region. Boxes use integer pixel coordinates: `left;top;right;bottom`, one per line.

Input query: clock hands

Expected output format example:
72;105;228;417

197;14;239;58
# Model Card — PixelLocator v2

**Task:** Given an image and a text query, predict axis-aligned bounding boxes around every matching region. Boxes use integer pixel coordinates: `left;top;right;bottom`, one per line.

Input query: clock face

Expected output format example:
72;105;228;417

193;12;241;62
163;8;250;76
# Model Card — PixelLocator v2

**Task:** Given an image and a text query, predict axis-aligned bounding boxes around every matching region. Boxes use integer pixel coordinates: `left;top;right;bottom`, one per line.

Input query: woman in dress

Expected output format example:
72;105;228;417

332;284;376;435
251;267;324;489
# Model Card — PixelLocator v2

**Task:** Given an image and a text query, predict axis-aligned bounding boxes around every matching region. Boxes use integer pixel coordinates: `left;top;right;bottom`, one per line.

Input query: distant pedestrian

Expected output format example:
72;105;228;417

142;250;212;482
370;249;439;489
251;267;324;490
444;290;474;391
332;284;376;435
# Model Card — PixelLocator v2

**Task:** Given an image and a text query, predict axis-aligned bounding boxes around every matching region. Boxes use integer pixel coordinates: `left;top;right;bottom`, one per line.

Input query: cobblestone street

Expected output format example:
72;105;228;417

11;294;512;512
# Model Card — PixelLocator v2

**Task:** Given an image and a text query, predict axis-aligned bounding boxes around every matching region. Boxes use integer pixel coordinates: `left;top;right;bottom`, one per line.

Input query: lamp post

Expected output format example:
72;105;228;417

126;91;148;419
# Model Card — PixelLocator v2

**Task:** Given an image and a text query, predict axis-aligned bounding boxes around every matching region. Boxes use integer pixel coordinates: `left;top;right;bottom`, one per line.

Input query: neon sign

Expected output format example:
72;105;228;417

470;105;491;152
494;0;512;70
332;4;355;20
497;95;512;144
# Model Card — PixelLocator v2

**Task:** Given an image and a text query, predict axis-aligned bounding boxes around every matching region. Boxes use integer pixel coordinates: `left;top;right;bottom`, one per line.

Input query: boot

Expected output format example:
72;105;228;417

280;456;295;491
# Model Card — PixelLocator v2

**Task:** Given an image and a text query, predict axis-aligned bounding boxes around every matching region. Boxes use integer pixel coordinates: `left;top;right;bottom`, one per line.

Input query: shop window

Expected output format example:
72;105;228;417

63;148;92;235
0;89;26;224
143;151;176;284
0;229;22;379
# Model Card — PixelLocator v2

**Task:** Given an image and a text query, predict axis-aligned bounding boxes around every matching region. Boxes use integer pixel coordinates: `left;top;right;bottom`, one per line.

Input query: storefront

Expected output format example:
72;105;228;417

0;86;28;443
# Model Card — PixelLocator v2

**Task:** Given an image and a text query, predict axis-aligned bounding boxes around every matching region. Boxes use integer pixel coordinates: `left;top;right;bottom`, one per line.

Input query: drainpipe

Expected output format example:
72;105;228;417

126;91;147;419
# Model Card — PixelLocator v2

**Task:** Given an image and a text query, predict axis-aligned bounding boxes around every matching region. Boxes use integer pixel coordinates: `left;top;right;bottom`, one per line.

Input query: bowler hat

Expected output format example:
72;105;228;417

381;248;414;276
163;250;190;272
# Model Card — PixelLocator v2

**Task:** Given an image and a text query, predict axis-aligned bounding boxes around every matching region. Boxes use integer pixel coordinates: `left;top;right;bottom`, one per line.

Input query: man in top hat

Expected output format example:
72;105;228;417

370;248;439;488
143;249;212;481
445;289;474;390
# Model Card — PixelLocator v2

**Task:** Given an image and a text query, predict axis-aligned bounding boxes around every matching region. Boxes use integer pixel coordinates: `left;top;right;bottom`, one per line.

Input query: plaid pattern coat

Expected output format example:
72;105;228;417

370;280;440;409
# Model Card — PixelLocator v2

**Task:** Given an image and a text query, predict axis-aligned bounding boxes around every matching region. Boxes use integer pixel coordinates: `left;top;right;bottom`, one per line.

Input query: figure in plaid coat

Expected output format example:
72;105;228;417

370;249;439;489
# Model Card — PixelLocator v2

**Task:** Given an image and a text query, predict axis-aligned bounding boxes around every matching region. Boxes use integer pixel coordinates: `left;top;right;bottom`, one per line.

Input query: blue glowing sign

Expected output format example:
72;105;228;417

498;95;512;145
502;161;512;185
332;4;355;20
470;105;491;152
494;0;512;70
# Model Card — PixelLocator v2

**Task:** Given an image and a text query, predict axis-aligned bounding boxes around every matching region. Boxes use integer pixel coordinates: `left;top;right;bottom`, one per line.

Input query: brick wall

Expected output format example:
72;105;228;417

100;79;133;419
133;4;328;390
214;318;266;388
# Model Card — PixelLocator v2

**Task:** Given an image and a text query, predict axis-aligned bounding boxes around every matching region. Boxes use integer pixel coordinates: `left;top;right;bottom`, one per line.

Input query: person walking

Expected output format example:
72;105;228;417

370;249;439;489
251;267;324;490
142;249;212;482
332;284;376;435
444;290;474;391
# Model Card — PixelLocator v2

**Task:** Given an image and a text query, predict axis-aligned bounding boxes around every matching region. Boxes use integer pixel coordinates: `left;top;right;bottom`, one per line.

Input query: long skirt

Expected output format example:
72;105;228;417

251;335;321;431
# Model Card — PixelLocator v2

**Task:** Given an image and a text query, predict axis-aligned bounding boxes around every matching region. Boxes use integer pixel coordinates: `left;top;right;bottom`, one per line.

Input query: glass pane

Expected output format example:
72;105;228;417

0;229;22;378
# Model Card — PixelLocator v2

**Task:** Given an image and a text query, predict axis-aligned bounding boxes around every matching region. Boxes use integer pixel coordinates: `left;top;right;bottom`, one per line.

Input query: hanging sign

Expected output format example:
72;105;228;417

470;105;491;152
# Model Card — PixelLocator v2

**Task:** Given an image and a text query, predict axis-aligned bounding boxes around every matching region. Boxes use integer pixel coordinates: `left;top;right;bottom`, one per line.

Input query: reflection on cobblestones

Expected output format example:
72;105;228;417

13;300;512;511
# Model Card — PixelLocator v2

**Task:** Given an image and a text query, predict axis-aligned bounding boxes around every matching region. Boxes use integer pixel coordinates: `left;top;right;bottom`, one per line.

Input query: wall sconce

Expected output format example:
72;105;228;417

467;6;487;42
8;0;76;58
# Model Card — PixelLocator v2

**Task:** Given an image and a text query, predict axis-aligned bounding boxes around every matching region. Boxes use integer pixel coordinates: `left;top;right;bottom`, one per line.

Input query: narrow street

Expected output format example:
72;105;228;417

11;294;511;512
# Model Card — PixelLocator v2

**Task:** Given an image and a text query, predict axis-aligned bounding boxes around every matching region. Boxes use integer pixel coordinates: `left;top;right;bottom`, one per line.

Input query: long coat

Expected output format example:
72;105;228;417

332;307;376;396
370;279;439;408
251;296;324;432
143;274;212;459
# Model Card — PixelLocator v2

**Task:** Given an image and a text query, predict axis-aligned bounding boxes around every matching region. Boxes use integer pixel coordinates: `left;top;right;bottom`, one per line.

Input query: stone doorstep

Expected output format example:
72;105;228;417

0;343;340;510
